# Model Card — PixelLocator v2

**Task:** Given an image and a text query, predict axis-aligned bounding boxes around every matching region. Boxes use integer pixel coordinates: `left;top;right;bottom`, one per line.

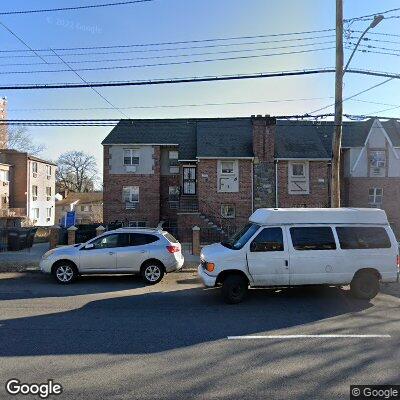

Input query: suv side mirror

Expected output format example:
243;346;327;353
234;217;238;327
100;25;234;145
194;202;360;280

84;243;94;250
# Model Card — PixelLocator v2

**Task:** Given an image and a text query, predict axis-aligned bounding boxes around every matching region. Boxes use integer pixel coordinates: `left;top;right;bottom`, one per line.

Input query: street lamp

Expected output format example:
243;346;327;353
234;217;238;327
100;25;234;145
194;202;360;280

344;14;384;73
330;11;384;208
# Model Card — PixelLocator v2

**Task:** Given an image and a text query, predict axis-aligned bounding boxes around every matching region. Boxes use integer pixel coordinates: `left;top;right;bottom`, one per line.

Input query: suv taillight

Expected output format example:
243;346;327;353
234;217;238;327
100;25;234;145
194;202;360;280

397;255;400;269
166;245;180;253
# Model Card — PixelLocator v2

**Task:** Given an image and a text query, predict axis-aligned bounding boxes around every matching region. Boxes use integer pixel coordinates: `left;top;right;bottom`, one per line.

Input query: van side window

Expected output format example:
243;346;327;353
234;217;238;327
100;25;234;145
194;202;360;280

250;228;284;252
336;227;391;249
290;227;336;251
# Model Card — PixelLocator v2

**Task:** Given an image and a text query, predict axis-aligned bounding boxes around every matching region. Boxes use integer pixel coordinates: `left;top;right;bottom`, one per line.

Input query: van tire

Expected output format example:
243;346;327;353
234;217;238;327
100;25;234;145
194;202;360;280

350;271;380;300
222;275;248;304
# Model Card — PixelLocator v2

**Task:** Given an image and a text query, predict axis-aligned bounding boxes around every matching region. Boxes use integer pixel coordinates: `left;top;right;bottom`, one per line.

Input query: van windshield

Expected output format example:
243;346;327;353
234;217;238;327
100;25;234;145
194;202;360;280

221;223;260;250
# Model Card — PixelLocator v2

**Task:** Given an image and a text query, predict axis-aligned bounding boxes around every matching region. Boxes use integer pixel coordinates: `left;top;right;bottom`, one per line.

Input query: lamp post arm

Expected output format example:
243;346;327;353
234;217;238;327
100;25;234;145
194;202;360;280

343;25;370;74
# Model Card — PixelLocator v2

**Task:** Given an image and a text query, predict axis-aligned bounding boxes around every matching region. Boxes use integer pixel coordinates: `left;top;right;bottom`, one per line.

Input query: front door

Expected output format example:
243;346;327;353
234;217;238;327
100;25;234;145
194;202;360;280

182;166;196;195
246;227;290;286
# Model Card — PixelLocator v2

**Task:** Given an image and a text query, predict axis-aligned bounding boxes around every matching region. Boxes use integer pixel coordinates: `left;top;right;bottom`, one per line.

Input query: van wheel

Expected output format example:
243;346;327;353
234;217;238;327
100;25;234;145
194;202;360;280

52;262;78;284
222;275;248;304
350;271;380;300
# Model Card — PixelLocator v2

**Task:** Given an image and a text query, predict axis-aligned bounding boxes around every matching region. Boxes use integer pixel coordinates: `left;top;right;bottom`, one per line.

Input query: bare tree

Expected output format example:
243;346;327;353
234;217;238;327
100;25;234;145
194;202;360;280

7;126;46;155
56;151;99;193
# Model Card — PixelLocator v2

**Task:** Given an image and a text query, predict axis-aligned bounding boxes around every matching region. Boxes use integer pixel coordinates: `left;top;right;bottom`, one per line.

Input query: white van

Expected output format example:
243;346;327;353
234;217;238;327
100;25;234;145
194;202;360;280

198;208;399;303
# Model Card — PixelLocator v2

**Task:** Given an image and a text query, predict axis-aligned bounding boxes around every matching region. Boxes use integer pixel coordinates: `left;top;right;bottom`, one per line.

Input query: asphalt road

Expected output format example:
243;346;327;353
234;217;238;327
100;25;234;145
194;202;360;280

0;271;399;400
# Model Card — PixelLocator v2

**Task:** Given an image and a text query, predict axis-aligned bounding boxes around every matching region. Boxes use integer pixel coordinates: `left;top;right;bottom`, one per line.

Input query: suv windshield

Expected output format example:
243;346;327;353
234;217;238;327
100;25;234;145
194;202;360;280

221;223;260;250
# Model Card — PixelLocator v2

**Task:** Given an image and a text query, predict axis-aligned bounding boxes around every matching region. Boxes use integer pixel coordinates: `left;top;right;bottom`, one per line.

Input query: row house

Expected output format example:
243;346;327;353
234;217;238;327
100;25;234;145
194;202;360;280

0;149;57;226
102;116;400;238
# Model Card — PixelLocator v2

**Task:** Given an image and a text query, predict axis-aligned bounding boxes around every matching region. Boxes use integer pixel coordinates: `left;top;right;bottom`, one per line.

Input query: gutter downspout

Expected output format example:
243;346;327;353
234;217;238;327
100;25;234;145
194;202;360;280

275;160;279;208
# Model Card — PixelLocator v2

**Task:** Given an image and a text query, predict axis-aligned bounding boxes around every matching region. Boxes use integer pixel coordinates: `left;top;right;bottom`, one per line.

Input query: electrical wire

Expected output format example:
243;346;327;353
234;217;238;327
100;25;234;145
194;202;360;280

344;7;400;22
0;1;154;16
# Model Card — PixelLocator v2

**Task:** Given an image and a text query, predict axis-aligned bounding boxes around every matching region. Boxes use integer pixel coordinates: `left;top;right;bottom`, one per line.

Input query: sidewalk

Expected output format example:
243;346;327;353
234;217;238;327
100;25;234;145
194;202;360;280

0;243;50;272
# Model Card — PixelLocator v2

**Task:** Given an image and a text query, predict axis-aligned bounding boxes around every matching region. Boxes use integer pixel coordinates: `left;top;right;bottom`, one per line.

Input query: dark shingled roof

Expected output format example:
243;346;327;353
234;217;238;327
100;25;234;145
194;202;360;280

197;118;253;157
102;118;253;159
275;119;377;158
382;120;400;147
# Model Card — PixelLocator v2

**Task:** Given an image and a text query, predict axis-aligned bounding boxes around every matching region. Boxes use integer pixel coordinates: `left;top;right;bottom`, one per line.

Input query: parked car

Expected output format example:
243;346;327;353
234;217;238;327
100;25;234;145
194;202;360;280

198;208;400;304
40;228;184;284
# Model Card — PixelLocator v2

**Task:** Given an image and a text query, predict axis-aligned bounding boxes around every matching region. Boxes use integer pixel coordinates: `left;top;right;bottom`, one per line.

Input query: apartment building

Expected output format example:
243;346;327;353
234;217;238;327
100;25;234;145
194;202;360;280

0;149;56;226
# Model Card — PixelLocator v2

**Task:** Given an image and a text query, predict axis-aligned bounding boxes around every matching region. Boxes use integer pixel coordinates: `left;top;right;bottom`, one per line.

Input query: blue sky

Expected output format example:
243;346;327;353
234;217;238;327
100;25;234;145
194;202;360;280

1;0;399;170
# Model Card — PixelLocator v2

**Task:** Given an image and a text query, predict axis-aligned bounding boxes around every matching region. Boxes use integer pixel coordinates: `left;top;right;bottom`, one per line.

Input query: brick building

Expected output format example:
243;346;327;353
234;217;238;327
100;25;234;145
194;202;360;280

0;97;7;150
102;116;400;238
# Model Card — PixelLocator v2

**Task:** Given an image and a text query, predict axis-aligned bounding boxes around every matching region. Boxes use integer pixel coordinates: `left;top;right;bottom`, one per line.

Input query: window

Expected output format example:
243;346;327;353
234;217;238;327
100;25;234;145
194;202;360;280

32;208;39;220
168;151;179;174
129;233;159;246
290;227;336;250
250;227;284;252
336;227;391;249
221;204;235;218
168;186;179;202
46;187;52;201
0;169;9;182
369;188;383;207
46;165;52;179
123;149;140;165
123;186;139;208
164;232;178;243
32;162;38;176
369;150;386;177
221;223;260;250
32;185;38;201
128;221;147;228
46;207;52;221
90;233;120;249
80;205;92;212
291;163;305;177
221;161;234;174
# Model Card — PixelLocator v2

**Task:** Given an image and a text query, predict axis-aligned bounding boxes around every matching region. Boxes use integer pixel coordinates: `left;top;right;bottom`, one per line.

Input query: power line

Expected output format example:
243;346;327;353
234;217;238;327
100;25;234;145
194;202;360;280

345;7;400;22
0;1;154;16
1;68;399;91
308;77;395;115
50;49;130;119
0;46;336;74
8;96;335;112
0;40;337;67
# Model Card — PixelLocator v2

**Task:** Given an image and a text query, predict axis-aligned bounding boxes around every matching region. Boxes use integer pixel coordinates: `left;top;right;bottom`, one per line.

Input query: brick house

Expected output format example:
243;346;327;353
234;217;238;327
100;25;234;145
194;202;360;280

102;116;400;238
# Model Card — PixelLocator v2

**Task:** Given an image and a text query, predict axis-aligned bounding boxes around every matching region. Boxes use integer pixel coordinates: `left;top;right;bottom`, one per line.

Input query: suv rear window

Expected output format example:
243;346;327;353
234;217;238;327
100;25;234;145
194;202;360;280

290;227;336;251
129;233;159;246
336;227;391;249
164;233;178;243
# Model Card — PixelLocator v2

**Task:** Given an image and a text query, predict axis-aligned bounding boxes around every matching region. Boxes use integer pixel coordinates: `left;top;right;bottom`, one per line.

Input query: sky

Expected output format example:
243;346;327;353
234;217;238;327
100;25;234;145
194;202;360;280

1;0;399;173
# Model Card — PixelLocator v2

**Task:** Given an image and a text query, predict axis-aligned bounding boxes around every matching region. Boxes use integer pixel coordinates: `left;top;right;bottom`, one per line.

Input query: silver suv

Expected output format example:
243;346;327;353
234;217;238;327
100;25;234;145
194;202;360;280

40;228;184;285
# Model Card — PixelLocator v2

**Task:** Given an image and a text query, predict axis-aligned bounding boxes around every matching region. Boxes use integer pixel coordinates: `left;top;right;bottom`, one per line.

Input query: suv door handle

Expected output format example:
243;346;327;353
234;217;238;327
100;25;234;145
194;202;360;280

284;260;289;267
109;251;115;255
140;250;146;253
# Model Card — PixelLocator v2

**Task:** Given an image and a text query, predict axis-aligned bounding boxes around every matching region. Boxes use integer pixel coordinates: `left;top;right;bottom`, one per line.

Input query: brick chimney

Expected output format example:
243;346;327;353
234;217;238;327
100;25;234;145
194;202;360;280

252;115;276;210
252;114;275;163
0;97;7;149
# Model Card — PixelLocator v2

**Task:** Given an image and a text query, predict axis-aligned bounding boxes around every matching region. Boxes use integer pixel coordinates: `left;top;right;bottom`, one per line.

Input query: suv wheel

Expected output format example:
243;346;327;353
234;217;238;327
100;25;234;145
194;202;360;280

141;262;165;285
350;271;380;300
53;262;78;284
222;275;248;304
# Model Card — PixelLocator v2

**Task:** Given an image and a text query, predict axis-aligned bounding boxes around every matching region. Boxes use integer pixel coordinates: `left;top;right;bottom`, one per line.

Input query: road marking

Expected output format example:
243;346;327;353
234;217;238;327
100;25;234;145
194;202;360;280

228;334;391;339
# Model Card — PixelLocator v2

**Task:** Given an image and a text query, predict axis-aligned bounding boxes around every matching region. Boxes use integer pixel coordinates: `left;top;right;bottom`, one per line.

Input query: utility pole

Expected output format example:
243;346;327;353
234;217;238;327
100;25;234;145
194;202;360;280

331;0;343;208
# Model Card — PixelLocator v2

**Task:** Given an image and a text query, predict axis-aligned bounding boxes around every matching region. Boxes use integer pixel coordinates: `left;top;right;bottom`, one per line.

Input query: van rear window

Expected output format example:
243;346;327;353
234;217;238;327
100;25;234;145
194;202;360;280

336;227;391;249
290;227;336;251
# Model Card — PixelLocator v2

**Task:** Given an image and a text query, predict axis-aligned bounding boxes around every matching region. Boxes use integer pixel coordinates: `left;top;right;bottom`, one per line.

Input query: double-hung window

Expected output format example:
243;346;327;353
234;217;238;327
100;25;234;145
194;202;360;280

46;187;52;201
368;188;383;207
32;185;38;201
123;186;139;209
169;151;179;174
123;149;140;166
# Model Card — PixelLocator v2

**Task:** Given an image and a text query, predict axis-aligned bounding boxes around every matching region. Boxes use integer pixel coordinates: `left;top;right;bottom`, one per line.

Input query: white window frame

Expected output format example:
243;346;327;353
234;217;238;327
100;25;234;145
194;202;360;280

221;204;235;218
32;185;38;201
46;207;52;221
290;162;306;178
32;162;38;177
220;161;235;175
46;165;52;179
123;148;140;166
32;208;39;220
123;186;139;209
46;186;52;201
369;187;383;206
0;169;9;182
